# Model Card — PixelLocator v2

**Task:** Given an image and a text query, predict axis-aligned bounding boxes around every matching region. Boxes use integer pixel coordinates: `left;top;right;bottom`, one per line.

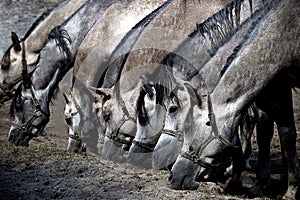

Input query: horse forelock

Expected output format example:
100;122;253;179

10;83;23;118
136;87;149;126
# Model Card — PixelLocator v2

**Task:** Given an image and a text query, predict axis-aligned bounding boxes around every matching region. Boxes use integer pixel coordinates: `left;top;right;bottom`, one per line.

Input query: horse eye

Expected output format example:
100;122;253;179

65;117;72;125
71;112;78;117
103;95;111;102
169;106;178;113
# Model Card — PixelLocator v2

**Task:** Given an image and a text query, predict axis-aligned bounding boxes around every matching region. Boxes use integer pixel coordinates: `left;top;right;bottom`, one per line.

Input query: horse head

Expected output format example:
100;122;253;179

152;83;194;170
8;78;52;146
63;92;87;155
90;86;135;162
128;76;169;168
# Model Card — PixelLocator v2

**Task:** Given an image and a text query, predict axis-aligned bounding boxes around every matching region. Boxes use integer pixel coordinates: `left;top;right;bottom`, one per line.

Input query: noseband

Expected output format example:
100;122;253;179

181;94;237;171
12;87;50;137
105;96;135;145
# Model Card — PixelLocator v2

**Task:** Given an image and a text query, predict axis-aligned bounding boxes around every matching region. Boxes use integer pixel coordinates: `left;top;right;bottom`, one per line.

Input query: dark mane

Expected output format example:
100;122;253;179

136;83;169;127
189;0;243;56
48;26;72;59
220;0;281;76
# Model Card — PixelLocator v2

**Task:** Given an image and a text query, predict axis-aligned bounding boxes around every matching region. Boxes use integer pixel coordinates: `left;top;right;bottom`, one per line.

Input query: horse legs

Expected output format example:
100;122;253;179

274;88;300;199
249;100;274;197
223;124;245;194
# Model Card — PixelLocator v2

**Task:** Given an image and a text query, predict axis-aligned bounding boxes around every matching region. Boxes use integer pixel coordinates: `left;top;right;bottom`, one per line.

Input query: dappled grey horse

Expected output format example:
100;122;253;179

168;0;299;198
95;0;233;164
129;0;266;171
7;0;119;147
0;0;87;104
63;0;166;155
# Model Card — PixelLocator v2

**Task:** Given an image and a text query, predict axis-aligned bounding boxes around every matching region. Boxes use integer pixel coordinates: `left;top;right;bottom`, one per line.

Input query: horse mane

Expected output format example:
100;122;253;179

48;26;72;59
189;0;242;56
10;83;23;118
220;0;280;76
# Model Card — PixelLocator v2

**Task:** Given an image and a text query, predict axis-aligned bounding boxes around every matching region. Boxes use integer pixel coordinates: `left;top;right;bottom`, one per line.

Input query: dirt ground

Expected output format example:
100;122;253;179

0;0;300;199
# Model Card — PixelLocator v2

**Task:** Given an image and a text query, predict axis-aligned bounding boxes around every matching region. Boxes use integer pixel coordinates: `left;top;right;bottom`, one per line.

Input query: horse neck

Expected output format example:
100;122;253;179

30;0;117;97
199;0;273;92
25;0;87;54
73;83;94;116
210;0;299;134
119;0;230;87
75;0;167;88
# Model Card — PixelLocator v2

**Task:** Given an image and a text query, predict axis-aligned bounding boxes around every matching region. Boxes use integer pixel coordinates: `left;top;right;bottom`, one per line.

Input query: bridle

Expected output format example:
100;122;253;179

132;84;183;151
104;94;135;145
67;92;85;145
12;41;50;137
181;94;238;171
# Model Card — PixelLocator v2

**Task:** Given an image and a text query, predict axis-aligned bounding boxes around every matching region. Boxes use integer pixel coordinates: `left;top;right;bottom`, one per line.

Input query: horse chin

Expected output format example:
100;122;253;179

153;134;182;170
169;156;200;190
128;144;153;169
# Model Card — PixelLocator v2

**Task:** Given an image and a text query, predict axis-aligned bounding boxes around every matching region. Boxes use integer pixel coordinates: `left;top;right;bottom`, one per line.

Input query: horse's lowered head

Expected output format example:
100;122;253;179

7;72;56;146
128;76;169;168
63;92;87;155
152;83;196;170
89;85;136;162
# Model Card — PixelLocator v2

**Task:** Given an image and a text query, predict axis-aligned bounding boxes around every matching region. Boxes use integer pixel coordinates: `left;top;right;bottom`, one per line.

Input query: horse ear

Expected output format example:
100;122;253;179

139;76;155;98
63;92;72;104
11;32;21;52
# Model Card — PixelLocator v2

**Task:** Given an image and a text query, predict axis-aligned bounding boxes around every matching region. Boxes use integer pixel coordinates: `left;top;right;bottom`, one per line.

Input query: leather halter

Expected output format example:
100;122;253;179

104;95;135;145
161;129;183;142
181;94;237;170
12;41;50;137
67;92;85;145
132;84;183;151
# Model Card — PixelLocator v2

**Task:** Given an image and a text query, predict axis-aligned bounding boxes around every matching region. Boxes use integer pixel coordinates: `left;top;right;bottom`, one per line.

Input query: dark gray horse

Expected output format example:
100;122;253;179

169;0;299;198
7;0;119;146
